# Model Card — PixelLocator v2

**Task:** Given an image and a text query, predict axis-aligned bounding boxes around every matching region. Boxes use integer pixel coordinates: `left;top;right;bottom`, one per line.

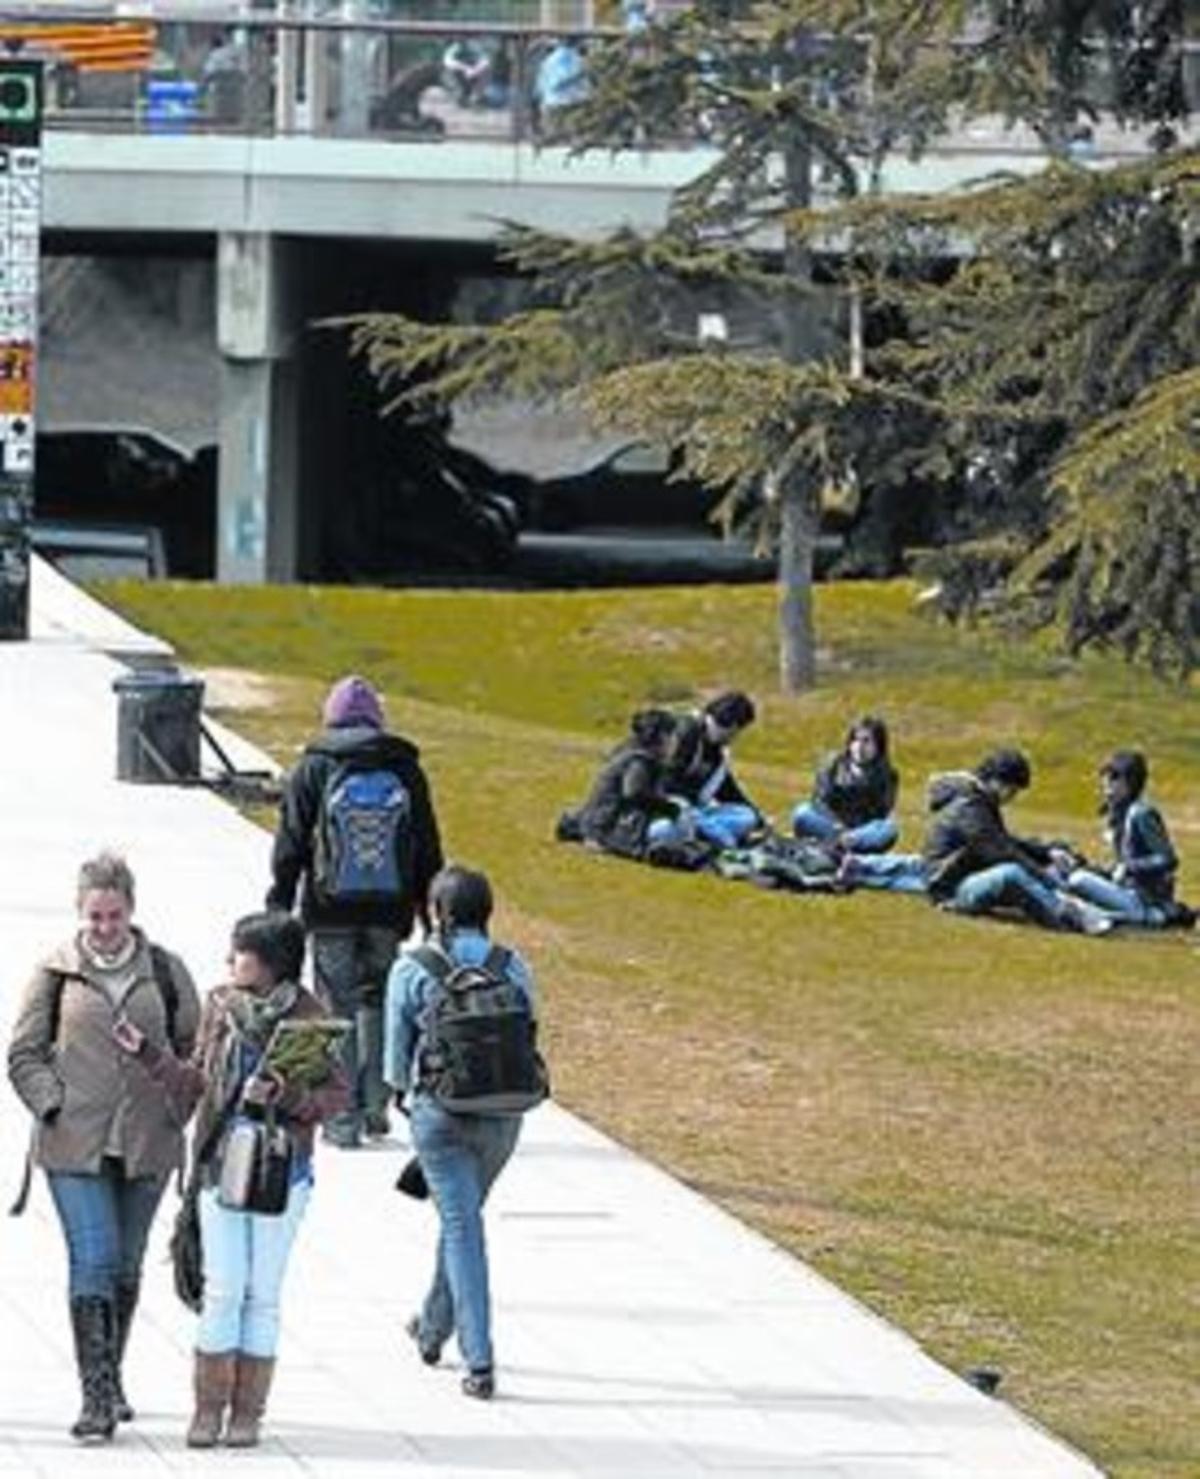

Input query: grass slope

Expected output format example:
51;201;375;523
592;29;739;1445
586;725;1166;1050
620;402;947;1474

96;577;1200;1479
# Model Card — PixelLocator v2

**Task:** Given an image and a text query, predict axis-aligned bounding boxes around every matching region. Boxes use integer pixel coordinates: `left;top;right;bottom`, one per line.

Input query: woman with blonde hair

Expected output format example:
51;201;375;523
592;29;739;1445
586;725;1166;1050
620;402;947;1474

7;851;200;1442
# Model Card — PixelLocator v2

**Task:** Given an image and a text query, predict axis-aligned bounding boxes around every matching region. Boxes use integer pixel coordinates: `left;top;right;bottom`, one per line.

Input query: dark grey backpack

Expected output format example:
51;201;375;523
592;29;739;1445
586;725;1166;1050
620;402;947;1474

414;944;548;1115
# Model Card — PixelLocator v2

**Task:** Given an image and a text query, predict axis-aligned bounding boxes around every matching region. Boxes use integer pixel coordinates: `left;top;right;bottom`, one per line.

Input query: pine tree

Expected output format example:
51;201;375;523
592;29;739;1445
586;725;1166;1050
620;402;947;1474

348;1;1195;686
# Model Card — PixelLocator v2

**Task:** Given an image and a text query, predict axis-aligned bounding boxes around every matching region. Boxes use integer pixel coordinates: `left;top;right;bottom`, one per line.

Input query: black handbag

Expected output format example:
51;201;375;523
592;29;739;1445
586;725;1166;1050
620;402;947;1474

216;1111;293;1216
169;1182;205;1312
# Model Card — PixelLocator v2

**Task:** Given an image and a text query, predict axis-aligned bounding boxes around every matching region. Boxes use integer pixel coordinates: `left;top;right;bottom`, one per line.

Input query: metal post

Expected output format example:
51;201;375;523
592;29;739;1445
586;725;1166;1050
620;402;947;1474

0;55;41;641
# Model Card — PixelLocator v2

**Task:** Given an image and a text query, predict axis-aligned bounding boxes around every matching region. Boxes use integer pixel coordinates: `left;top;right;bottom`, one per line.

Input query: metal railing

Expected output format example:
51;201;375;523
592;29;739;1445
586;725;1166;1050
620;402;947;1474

0;8;1193;150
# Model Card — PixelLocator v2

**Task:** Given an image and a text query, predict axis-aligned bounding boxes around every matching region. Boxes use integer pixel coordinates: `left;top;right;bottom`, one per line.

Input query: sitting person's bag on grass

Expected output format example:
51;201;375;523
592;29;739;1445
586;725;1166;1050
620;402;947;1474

644;836;716;871
413;944;548;1115
216;1112;293;1216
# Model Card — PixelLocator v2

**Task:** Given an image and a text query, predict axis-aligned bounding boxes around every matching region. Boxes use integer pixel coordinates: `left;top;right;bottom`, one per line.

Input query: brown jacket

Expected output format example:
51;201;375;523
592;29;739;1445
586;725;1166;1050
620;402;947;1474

7;932;200;1177
140;981;350;1175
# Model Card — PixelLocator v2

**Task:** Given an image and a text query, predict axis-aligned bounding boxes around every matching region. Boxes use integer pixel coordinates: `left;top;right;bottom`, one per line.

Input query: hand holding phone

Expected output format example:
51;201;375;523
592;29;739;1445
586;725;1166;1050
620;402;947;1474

112;1017;146;1056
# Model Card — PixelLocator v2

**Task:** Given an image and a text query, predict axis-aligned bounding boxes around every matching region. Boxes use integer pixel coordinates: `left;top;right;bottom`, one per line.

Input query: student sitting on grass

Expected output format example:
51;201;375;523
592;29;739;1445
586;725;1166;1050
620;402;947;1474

558;708;678;860
922;749;1114;935
792;715;899;856
649;691;763;851
1065;750;1185;927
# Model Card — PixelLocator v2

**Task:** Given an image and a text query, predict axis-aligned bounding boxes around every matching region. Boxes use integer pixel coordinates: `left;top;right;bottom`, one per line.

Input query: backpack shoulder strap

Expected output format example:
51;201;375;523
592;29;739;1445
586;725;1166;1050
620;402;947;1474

45;968;67;1048
411;943;453;983
148;944;180;1052
482;945;512;978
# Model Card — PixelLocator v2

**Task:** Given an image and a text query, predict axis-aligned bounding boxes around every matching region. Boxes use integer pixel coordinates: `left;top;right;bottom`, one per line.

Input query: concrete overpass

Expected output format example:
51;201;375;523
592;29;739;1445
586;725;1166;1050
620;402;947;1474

36;111;1192;585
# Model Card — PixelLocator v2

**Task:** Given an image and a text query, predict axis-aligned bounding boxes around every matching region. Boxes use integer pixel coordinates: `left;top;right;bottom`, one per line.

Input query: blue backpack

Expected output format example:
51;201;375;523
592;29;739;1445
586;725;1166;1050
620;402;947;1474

315;764;413;904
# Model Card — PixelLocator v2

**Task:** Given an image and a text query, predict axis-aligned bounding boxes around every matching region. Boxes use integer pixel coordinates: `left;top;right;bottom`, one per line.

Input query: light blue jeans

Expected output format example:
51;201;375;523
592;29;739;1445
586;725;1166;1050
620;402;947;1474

196;1181;311;1356
846;851;928;894
951;862;1063;927
647;802;759;851
1067;868;1161;926
410;1099;521;1374
791;801;899;854
47;1158;168;1302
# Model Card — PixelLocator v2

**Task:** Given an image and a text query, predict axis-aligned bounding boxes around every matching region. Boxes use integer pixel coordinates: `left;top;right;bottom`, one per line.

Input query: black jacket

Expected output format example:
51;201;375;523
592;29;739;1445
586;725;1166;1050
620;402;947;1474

922;771;1051;902
1107;797;1177;905
267;725;443;932
574;740;675;858
812;752;898;828
664;714;755;810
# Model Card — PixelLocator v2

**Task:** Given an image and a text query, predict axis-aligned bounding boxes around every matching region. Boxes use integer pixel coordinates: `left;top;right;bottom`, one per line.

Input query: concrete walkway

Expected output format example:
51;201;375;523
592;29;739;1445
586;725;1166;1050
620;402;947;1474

0;559;1103;1478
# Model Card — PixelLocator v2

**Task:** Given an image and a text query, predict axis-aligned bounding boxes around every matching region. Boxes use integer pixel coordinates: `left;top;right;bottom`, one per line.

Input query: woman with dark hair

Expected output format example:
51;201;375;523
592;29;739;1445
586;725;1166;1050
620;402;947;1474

1065;750;1181;926
650;691;762;850
792;715;899;855
7;851;200;1443
120;910;349;1449
560;708;677;859
384;865;537;1400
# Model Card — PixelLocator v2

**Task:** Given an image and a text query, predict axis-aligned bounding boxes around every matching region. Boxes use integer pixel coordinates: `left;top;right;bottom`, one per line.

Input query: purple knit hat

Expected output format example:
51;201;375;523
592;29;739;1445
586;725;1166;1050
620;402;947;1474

322;675;385;730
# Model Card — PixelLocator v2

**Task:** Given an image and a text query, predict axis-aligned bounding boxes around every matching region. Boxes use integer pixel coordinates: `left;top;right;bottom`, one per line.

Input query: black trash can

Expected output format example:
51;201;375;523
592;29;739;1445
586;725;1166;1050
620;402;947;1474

113;667;205;783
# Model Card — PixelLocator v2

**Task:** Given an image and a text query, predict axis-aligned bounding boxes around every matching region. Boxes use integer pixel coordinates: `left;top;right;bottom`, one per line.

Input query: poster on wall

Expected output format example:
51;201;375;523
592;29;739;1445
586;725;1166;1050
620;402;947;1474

0;57;40;639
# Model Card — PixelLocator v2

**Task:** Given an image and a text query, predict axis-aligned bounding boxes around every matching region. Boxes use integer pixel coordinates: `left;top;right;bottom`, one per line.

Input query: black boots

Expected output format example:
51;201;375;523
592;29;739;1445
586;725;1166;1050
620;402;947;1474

68;1296;116;1442
111;1279;139;1423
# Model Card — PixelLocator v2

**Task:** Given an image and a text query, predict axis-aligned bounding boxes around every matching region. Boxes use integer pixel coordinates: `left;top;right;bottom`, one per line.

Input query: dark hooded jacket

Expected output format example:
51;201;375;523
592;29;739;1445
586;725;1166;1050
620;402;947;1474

267;724;443;932
573;738;676;858
812;752;898;829
922;771;1052;902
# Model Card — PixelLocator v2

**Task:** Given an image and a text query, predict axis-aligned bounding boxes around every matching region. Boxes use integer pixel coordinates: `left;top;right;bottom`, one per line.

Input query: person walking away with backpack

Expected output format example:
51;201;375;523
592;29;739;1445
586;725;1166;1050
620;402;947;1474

558;708;677;859
649;690;763;851
6;851;200;1443
267;674;443;1148
385;865;545;1400
119;911;350;1448
792;715;900;857
1064;750;1184;927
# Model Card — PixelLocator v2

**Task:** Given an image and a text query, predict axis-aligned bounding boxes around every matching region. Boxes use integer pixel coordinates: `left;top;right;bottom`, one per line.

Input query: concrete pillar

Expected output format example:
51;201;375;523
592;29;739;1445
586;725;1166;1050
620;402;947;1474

215;232;302;584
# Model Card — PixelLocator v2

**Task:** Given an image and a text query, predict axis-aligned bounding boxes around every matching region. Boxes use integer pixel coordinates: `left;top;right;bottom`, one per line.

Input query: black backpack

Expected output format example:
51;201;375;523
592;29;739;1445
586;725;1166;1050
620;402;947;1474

413;944;548;1115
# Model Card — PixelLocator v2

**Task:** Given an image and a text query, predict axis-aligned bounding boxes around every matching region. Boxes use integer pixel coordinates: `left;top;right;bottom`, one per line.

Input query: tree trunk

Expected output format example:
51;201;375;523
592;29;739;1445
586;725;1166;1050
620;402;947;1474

777;120;816;692
777;472;817;692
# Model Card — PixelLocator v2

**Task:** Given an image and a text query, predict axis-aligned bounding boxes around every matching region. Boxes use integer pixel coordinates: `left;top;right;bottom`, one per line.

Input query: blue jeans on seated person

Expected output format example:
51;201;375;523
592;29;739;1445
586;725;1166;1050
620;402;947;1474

46;1157;168;1301
410;1098;521;1374
197;1180;311;1357
1067;868;1161;926
951;861;1064;927
648;802;759;851
847;852;928;894
792;801;898;854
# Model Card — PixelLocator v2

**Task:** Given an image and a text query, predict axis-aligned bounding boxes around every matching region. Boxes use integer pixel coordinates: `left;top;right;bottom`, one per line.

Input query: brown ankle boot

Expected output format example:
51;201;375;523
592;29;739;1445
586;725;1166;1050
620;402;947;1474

185;1351;236;1448
225;1354;276;1447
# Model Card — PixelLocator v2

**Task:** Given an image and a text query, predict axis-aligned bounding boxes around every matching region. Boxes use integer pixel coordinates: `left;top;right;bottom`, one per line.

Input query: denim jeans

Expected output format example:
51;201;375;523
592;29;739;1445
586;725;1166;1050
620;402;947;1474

848;851;928;894
196;1181;311;1357
952;862;1063;926
46;1157;168;1302
648;802;759;851
312;926;400;1139
1067;868;1160;926
409;1099;520;1374
791;801;899;854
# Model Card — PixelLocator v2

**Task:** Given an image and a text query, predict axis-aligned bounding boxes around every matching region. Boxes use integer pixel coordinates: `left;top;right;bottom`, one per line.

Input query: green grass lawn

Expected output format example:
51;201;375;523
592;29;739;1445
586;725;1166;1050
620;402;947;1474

96;576;1200;1478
